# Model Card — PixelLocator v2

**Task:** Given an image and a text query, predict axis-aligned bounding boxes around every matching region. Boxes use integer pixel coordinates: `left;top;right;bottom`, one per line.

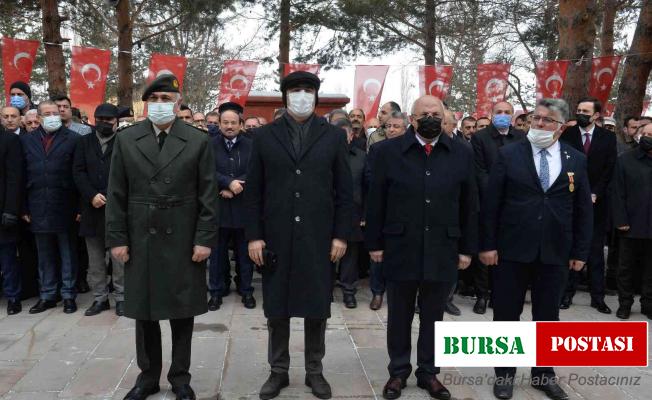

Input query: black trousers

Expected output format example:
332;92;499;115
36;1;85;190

135;317;194;388
565;214;607;302
492;259;568;379
267;318;326;374
470;257;490;299
617;237;652;312
339;241;361;295
386;280;449;380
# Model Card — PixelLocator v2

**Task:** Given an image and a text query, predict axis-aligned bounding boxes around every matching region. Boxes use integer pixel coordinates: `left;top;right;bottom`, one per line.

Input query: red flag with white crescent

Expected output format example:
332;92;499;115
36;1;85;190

418;64;453;99
535;60;570;99
147;53;188;89
283;63;320;77
217;60;259;107
70;46;111;124
354;65;390;121
588;56;622;105
1;37;40;103
475;63;511;117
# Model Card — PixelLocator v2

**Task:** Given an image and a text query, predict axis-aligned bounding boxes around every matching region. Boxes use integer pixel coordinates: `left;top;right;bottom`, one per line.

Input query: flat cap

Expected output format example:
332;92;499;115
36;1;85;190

218;101;244;115
117;106;134;119
95;103;119;119
142;74;180;101
280;71;320;93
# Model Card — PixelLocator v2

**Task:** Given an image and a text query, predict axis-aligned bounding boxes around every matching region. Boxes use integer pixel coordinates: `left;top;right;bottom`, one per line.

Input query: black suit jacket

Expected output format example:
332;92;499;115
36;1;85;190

611;148;652;239
213;134;252;229
482;140;593;265
73;132;115;237
471;124;526;197
0;129;24;243
348;144;366;242
365;128;479;283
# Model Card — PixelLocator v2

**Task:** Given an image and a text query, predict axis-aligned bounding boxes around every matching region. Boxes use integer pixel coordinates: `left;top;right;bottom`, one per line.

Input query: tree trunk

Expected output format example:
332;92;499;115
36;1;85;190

544;0;559;60
278;0;290;77
614;0;652;140
116;0;133;107
40;0;67;98
558;0;597;111
600;0;617;55
423;0;436;65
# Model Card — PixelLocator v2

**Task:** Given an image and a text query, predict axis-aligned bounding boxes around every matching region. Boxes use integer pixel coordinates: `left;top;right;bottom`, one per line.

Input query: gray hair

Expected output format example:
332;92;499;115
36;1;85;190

329;109;348;121
37;100;58;115
25;109;38;118
537;98;569;123
388;111;408;127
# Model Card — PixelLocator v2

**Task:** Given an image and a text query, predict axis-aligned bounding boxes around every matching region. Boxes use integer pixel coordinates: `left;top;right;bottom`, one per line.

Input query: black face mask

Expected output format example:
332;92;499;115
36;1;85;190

575;114;592;128
416;116;442;139
639;136;652;152
95;122;116;137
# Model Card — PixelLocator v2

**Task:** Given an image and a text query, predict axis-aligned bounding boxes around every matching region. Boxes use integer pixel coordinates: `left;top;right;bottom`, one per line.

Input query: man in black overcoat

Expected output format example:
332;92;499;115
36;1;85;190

244;71;353;400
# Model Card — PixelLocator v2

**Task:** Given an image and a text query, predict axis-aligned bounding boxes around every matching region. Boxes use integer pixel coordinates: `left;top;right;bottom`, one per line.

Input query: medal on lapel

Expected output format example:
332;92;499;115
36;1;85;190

568;172;575;192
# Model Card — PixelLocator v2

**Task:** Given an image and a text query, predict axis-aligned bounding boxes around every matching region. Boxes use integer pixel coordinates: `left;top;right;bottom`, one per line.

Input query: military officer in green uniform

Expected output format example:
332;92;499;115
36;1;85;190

106;74;219;400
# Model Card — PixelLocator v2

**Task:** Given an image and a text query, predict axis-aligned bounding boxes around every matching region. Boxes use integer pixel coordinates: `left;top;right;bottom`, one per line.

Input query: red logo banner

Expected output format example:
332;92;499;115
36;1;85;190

354;65;390;121
418;65;453;100
70;46;111;125
147;53;188;89
535;60;570;99
217;60;259;107
589;56;622;105
1;37;40;103
283;63;320;77
475;63;511;117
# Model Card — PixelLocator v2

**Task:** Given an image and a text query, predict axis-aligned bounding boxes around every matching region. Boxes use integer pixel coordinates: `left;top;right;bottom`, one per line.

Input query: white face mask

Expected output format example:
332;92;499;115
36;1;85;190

527;127;557;149
366;127;377;137
42;115;62;132
148;102;176;125
287;91;315;119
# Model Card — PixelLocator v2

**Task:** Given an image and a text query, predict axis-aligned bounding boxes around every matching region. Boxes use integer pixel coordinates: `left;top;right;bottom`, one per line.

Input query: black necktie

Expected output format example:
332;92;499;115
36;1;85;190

158;131;167;151
226;139;234;152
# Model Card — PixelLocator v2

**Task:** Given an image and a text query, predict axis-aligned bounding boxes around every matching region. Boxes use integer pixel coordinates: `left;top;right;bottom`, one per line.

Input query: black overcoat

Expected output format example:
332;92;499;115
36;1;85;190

0;129;23;243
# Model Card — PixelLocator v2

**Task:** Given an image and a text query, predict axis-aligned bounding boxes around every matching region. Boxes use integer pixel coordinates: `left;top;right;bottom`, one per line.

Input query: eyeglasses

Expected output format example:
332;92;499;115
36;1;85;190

531;115;563;125
412;112;442;119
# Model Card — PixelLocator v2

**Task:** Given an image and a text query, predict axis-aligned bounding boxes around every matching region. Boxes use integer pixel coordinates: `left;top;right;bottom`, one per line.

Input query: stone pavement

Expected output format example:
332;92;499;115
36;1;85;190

0;277;650;400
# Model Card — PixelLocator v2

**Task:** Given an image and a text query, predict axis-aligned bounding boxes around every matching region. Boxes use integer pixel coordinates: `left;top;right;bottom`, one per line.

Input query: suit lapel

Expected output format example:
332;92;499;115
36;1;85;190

270;118;297;163
550;143;572;190
298;117;328;161
154;119;187;176
47;129;68;155
135;121;160;167
522;141;543;192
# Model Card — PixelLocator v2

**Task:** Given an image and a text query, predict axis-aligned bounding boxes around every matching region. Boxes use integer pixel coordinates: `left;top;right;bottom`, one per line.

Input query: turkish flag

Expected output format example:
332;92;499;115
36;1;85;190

70;46;111;125
418;64;453;99
589;56;621;105
283;63;320;77
535;60;570;99
475;63;511;117
217;60;259;107
147;53;188;89
1;37;40;103
354;65;390;121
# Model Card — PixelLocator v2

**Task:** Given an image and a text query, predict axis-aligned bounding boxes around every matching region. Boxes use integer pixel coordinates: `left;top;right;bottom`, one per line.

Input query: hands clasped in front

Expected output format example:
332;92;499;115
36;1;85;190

248;238;348;267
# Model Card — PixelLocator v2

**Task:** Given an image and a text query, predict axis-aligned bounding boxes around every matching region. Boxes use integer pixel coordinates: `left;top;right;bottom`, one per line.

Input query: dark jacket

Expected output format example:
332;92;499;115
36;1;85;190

244;114;354;319
0;129;23;243
73;132;115;237
105;119;219;321
482;140;593;265
365;128;479;283
471;124;526;197
21;126;80;233
611;147;652;239
348;143;366;242
213;134;252;229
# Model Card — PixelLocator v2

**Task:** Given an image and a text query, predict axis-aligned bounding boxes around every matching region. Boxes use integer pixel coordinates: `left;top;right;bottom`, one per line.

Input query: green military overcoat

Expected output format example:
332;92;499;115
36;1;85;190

106;119;219;321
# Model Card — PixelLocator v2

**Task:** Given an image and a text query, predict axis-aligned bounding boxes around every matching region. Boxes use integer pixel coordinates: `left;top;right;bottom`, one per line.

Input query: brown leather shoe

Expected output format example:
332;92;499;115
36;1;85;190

370;294;383;310
382;377;405;399
417;376;450;400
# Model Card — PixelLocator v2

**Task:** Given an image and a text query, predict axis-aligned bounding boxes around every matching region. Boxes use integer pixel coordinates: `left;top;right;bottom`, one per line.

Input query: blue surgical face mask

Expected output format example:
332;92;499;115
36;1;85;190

493;114;512;130
147;102;176;125
10;95;26;110
42;115;62;132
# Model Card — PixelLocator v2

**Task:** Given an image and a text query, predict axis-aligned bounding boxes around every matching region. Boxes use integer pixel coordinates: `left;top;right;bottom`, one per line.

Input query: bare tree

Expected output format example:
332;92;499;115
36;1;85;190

40;0;67;97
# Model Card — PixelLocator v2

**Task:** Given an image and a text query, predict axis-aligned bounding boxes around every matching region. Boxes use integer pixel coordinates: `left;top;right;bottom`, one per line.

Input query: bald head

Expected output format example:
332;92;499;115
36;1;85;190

410;95;445;139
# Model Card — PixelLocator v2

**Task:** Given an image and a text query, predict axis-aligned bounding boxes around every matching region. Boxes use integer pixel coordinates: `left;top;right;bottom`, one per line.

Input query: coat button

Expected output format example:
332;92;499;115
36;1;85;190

425;170;431;176
296;169;301;175
537;215;543;220
425;226;430;231
165;228;172;234
149;205;155;210
149;178;156;184
164;177;171;184
295;192;300;198
425;198;431;204
295;216;301;222
149;228;157;234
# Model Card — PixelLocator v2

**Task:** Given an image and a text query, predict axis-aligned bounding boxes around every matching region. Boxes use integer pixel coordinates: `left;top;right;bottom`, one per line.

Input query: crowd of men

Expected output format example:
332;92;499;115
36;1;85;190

1;71;652;400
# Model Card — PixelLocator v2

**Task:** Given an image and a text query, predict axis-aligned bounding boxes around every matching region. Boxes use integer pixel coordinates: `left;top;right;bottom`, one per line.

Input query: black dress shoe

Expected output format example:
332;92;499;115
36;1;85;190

7;300;22;315
370;294;383;310
172;384;196;400
531;381;568;400
473;298;487;314
77;279;91;294
208;296;222;311
85;300;110;316
63;299;77;314
115;301;125;316
29;299;57;314
305;373;332;399
343;293;357;309
493;378;513;399
123;384;160;400
616;305;631;319
559;296;572;309
259;371;289;399
382;377;406;399
417;376;451;400
590;300;612;314
242;294;256;309
444;301;461;316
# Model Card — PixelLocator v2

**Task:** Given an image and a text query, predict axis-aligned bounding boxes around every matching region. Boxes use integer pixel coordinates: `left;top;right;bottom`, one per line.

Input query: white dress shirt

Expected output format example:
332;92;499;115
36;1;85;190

415;133;440;147
580;124;595;145
532;140;562;187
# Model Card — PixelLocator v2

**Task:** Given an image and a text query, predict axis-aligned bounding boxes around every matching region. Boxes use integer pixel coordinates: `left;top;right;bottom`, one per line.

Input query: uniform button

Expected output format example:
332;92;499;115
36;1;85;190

425;226;430;231
165;228;172;234
164;177;171;184
295;216;301;222
425;198;431;204
149;205;156;210
426;170;431;176
149;228;157;234
295;192;300;198
296;169;301;175
537;215;543;221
